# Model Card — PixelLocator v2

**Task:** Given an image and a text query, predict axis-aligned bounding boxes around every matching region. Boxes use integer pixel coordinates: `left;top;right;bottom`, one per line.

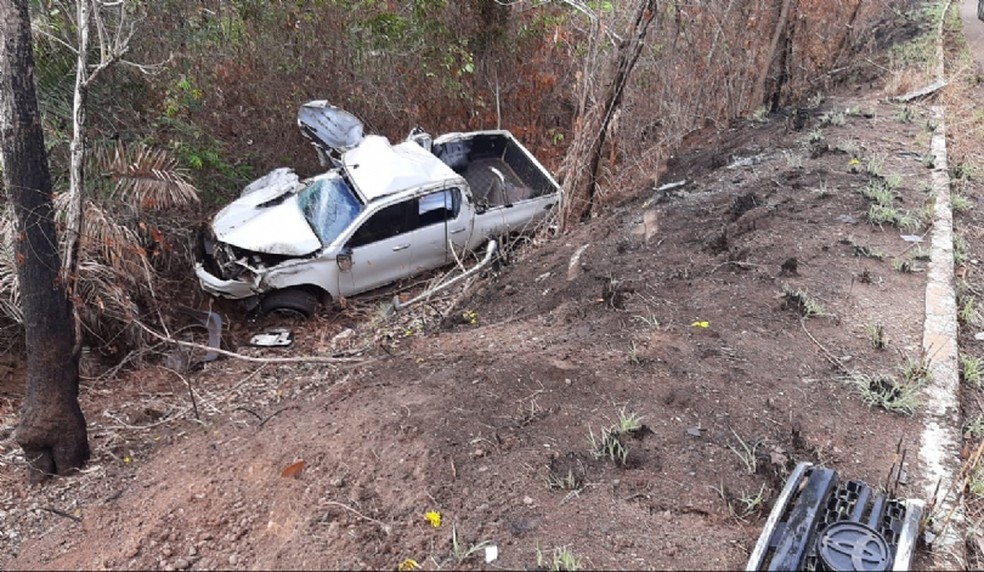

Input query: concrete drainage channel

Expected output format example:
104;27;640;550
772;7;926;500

919;104;965;568
917;0;966;568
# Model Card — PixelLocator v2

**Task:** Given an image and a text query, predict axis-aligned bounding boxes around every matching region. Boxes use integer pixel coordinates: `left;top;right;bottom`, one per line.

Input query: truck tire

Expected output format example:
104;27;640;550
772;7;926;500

260;288;319;318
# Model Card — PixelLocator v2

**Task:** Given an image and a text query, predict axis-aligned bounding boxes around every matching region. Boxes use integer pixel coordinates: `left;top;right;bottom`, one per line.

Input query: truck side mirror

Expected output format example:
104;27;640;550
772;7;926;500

337;248;353;271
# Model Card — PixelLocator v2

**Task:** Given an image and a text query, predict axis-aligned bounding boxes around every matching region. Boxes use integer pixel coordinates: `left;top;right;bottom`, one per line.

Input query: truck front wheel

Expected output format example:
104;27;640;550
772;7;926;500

260;288;320;318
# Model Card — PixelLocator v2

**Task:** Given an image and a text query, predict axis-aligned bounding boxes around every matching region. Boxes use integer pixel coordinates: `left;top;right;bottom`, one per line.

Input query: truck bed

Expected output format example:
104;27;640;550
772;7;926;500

463;158;532;207
432;131;560;207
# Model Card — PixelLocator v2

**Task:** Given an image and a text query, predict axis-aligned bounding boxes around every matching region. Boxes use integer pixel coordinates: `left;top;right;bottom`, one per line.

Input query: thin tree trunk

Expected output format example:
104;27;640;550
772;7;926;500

560;0;658;230
752;0;794;110
63;0;92;354
832;0;864;70
63;0;90;289
0;0;90;482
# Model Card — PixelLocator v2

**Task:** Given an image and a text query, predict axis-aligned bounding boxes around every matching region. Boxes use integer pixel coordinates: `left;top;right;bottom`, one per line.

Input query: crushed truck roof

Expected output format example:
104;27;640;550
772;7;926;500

341;135;460;203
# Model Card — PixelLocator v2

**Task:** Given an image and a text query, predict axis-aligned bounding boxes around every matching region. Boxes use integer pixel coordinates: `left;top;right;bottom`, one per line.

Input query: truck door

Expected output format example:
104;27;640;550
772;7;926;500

411;188;462;274
337;199;414;296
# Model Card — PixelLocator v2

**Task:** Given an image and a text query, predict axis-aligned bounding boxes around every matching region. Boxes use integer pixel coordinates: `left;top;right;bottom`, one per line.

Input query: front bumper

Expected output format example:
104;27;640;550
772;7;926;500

195;262;258;300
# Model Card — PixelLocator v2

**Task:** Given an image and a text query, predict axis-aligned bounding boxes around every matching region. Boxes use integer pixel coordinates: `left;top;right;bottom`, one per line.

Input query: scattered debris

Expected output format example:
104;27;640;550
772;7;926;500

655;179;687;192
892;80;947;103
330;328;356;352
249;329;293;347
646;179;688;205
727;154;765;169
162;308;225;371
484;544;498;563
567;244;590;282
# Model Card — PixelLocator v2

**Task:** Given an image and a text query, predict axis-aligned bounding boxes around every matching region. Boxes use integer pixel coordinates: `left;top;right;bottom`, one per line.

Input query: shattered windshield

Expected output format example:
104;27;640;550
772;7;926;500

297;176;362;246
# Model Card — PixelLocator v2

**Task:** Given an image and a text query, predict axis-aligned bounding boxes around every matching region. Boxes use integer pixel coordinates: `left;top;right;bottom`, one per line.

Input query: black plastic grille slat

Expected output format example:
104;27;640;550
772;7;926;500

801;481;903;571
749;464;920;572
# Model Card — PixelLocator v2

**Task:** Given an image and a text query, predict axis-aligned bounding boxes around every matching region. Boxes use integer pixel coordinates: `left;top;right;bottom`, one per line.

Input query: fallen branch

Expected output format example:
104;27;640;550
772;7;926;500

162;366;199;421
800;318;848;373
234;407;263;422
892;80;947;103
933;437;984;541
101;364;271;431
320;500;392;534
103;409;188;431
40;506;82;523
391;240;497;312
134;320;369;365
709;260;762;275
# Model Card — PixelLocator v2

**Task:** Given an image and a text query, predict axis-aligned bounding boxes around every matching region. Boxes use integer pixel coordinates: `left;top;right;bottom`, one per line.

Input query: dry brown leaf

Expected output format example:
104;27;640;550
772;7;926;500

281;460;305;479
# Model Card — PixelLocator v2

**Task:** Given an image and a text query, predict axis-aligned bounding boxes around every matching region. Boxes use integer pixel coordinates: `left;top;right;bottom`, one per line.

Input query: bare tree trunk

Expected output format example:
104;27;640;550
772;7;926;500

63;0;92;354
63;0;91;290
0;0;90;482
752;0;794;110
832;0;864;70
559;0;658;230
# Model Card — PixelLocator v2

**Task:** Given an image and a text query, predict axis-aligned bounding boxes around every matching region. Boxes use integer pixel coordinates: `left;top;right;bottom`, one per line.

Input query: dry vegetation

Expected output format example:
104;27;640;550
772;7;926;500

0;0;911;361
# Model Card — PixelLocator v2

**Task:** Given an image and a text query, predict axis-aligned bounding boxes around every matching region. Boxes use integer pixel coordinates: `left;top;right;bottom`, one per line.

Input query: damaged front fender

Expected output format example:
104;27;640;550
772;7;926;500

195;262;260;299
196;238;341;302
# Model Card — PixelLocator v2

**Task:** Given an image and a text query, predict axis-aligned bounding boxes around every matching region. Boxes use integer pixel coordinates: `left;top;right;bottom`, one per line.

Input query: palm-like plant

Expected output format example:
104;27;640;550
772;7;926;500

78;142;200;356
98;142;199;210
1;142;200;359
0;206;22;326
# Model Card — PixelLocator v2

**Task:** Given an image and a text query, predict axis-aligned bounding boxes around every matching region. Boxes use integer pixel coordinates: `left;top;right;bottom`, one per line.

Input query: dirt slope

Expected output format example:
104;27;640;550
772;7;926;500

0;79;960;570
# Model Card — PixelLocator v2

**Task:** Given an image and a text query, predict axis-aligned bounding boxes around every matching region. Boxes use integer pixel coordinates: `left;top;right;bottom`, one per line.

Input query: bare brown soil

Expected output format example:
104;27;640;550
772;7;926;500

1;80;966;570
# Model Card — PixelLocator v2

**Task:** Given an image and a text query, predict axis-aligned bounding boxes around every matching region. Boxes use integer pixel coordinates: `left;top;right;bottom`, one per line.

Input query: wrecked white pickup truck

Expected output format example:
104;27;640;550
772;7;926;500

195;101;562;316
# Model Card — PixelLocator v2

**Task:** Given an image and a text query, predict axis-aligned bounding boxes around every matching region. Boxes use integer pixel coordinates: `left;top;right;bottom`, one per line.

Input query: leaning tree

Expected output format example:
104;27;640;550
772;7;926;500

0;0;89;481
557;0;658;230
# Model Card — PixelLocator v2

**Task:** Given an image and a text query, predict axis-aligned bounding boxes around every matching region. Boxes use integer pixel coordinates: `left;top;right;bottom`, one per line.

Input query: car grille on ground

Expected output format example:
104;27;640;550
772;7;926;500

746;462;923;572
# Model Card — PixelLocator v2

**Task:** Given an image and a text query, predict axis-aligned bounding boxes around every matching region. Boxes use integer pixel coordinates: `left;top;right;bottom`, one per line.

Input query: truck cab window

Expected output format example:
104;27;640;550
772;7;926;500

416;189;461;228
347;201;413;248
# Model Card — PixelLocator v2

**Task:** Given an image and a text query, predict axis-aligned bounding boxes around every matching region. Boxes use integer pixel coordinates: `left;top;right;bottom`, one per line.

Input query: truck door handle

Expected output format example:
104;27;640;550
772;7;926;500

449;227;466;234
544;202;556;210
392;243;410;251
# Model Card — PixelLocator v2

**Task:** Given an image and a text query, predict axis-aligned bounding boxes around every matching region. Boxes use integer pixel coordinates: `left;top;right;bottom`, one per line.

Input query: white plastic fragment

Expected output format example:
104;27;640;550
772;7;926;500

485;544;498;563
249;328;294;347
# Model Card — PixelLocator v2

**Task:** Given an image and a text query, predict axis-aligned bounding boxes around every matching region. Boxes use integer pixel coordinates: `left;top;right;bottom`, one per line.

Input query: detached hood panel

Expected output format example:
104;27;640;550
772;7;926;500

298;101;364;156
212;168;321;256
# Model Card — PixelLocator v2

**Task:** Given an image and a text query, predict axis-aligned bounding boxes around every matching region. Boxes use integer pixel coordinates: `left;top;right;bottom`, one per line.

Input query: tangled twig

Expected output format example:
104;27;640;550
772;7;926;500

134;319;369;365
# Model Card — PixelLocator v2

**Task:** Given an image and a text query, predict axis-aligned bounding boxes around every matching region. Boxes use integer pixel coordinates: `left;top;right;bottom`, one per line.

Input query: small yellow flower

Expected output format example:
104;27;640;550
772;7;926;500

398;558;421;571
691;320;709;328
424;510;442;528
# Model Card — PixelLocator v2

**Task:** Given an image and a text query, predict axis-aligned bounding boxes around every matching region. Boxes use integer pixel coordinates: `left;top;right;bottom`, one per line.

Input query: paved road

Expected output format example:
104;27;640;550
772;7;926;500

961;0;984;70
